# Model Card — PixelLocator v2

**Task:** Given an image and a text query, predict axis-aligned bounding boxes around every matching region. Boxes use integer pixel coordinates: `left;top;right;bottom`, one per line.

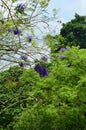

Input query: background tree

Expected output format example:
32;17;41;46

60;13;86;48
45;13;86;53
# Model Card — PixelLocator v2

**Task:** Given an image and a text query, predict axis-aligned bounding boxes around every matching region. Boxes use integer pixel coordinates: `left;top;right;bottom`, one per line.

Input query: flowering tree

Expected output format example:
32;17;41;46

0;0;54;71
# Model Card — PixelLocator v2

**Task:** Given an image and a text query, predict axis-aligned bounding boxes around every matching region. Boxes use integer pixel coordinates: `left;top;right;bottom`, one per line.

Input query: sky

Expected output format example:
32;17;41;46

47;0;86;22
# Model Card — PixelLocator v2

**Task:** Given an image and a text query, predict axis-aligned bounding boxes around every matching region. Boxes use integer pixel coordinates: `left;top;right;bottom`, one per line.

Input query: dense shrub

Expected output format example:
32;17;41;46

0;47;86;130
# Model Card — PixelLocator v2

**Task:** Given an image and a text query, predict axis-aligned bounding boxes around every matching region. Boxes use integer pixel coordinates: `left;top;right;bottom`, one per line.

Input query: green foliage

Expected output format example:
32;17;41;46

60;13;86;48
0;47;86;130
45;34;65;53
45;14;86;50
39;0;50;8
0;0;86;129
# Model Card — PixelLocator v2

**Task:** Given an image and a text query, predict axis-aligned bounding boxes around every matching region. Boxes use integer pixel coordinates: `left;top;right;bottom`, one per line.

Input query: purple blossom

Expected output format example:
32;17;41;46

0;20;4;24
66;48;70;51
52;29;56;34
40;66;48;77
41;56;48;62
34;64;48;77
21;55;28;61
28;36;32;42
19;62;24;67
60;54;66;60
34;64;41;73
8;28;13;32
13;29;21;35
16;3;26;13
60;47;66;52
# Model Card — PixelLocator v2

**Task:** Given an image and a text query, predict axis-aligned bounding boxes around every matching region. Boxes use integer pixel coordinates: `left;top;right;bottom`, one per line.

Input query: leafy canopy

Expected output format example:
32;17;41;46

60;13;86;48
0;47;86;130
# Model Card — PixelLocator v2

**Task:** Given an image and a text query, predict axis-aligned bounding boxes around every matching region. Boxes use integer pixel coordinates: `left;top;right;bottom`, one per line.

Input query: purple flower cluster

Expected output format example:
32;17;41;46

8;28;13;32
0;20;4;24
60;54;66;60
21;55;28;61
16;3;26;13
19;55;28;67
34;64;48;77
13;29;21;35
60;47;70;52
19;62;24;67
60;47;66;52
41;56;48;62
66;48;70;51
28;36;32;42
